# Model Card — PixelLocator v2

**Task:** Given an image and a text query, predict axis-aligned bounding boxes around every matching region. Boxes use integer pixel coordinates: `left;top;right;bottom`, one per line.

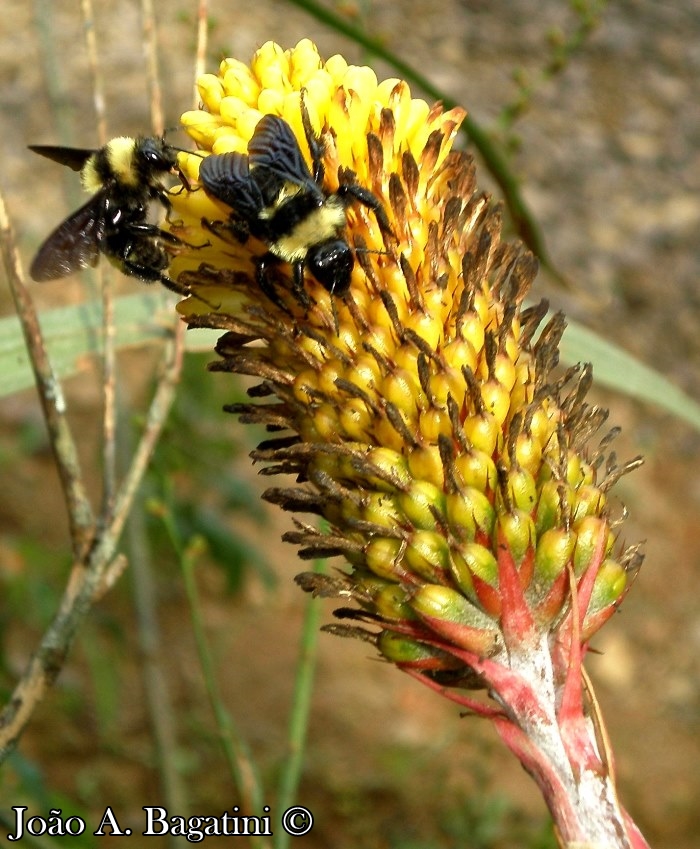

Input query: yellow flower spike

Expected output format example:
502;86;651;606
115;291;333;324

480;379;512;426
462;410;500;456
210;130;248;155
168;41;650;844
362;492;404;529
492;353;517;392
338;398;373;442
376;79;412;149
302;404;339;442
301;71;335;115
403;311;443;351
454;450;498;493
584;558;627;623
408;585;502;656
325;91;357;173
419;408;452;443
571;485;607;522
220;58;252;88
377;631;458;667
175;151;203;188
461;539;501;585
407;445;444;489
374;585;417;621
405;529;452;583
512;432;543;477
169;52;646;843
533;527;576;584
344;353;382;395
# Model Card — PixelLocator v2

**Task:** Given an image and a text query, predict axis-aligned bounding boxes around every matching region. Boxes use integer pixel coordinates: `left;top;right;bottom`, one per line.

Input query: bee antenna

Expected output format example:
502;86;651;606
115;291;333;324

172;146;205;158
162;127;205;158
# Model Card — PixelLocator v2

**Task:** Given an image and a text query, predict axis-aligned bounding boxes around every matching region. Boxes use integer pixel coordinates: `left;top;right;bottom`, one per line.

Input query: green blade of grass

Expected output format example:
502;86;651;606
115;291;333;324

0;292;220;397
560;321;700;430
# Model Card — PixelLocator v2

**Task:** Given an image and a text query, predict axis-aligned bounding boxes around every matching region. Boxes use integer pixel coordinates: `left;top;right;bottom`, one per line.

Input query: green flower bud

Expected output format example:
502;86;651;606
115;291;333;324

573;516;613;577
451;542;501;616
365;537;406;581
410;584;502;655
533;527;576;584
405;529;452;583
398;480;446;530
377;631;463;670
374;584;417;620
495;510;536;569
445;487;495;543
454;448;497;493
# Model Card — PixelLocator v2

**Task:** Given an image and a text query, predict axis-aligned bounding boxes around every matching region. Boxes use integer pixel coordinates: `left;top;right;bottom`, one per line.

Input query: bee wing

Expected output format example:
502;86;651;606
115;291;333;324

248;115;320;196
30;193;106;281
198;152;264;219
28;145;96;172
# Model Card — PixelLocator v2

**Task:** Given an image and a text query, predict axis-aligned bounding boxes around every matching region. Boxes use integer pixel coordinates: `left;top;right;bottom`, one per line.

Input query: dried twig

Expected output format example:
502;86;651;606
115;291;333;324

0;2;188;759
193;0;209;108
0;190;94;557
79;0;117;518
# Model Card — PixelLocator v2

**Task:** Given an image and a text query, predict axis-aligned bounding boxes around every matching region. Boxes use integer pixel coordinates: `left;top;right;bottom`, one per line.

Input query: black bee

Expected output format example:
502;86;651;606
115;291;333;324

29;136;192;295
198;97;392;304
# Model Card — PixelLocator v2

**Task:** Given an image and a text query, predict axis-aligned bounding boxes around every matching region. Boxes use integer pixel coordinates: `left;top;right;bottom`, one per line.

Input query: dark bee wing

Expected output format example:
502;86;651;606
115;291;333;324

30;193;106;281
248;115;320;196
198;152;264;219
28;145;96;172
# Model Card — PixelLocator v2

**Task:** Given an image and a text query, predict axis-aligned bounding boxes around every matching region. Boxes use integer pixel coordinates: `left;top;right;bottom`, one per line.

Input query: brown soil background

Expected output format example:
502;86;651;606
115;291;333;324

1;1;699;847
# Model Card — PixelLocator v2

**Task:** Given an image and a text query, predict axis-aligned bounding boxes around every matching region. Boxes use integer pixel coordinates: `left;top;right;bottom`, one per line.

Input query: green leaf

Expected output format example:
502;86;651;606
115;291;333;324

560;321;700;430
0;292;221;397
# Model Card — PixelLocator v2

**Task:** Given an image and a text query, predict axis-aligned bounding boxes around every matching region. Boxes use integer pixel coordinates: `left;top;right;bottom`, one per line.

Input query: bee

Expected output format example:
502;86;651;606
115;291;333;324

198;96;393;305
29;136;194;295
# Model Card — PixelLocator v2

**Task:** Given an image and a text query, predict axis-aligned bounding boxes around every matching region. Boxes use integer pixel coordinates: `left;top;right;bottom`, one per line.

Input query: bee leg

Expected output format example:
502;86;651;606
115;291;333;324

117;235;196;299
299;89;325;184
201;217;250;246
122;258;220;307
160;228;211;250
120;257;191;297
337;182;395;241
256;254;289;312
125;221;209;250
291;261;312;309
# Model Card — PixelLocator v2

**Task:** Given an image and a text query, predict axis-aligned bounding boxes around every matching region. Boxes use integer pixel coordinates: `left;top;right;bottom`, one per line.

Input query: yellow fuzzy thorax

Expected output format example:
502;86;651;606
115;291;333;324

80;136;139;193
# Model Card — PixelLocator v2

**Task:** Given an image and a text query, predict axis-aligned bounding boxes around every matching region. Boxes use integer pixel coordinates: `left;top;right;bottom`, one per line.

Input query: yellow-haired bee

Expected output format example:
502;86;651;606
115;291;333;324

198;98;392;304
29;136;192;294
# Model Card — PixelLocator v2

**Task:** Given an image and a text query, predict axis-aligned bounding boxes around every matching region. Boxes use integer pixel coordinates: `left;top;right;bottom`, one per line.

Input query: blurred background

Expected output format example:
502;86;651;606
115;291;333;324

0;1;699;846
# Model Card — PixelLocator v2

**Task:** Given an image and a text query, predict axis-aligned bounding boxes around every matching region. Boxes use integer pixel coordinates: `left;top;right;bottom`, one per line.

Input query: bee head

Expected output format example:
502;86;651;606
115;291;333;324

306;240;354;295
137;137;179;173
